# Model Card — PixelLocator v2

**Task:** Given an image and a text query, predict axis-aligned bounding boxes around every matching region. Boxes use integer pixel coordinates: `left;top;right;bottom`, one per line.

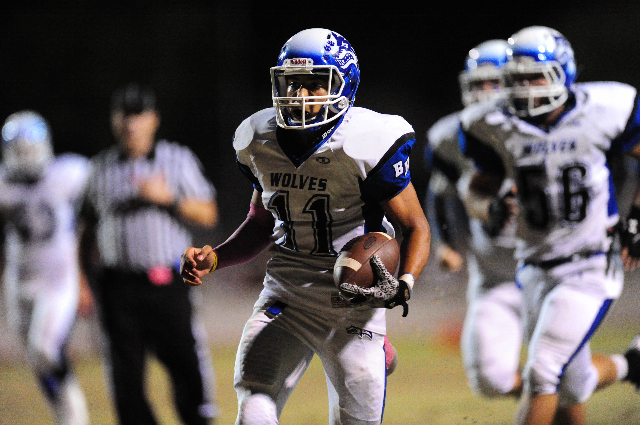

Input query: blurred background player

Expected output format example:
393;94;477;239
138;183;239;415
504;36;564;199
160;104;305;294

0;110;91;424
79;83;219;425
180;28;430;425
425;39;524;397
459;26;640;425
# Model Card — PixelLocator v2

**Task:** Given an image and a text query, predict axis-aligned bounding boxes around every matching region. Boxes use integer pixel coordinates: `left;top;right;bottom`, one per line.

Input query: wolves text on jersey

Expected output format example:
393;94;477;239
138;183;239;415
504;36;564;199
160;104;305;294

270;172;327;191
522;140;577;156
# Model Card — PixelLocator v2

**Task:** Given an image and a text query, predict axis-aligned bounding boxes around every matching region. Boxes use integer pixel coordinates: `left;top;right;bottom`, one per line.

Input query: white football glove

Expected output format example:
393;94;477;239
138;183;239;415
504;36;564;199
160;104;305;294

339;255;413;317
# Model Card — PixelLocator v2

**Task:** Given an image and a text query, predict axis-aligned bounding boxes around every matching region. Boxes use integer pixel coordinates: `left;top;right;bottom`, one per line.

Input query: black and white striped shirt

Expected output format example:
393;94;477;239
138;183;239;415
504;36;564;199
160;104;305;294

82;139;215;272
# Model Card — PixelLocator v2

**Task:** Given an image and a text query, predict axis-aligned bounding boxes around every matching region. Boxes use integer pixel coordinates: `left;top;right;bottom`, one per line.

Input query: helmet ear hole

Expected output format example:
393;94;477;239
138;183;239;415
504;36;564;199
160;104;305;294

328;97;349;114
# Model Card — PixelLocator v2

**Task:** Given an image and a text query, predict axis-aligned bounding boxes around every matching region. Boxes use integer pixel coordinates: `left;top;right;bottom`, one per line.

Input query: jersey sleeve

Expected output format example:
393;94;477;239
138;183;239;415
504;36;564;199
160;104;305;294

360;132;414;203
612;91;640;153
460;128;506;179
236;158;263;191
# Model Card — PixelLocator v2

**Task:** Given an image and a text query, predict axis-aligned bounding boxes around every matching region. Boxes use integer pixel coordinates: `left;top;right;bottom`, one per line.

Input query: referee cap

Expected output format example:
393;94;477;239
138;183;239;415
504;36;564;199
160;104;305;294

111;83;157;115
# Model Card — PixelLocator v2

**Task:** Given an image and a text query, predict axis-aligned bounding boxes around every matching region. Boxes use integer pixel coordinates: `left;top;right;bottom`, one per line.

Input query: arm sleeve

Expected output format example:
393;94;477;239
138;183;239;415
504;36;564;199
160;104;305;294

213;202;274;269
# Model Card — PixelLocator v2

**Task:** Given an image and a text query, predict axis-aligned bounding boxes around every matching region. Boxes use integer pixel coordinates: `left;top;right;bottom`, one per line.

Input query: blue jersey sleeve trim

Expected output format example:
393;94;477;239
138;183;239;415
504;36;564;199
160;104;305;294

236;158;263;191
613;92;640;153
605;160;619;218
461;130;506;179
423;141;434;168
431;151;461;184
360;132;415;203
457;123;466;157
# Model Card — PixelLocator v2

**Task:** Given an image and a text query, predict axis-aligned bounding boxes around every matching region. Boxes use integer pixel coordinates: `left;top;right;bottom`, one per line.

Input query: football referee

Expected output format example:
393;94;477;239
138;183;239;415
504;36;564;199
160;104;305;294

80;83;219;425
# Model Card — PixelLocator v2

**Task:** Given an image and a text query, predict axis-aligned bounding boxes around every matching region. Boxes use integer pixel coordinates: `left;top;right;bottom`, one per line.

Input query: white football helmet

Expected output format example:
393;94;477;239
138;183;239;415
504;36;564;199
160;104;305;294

459;39;509;107
1;110;53;179
503;26;577;117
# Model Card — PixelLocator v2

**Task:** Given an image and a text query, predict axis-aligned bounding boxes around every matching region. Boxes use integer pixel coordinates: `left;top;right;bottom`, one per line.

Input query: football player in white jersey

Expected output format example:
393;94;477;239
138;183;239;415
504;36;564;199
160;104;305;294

459;26;640;425
0;111;92;425
426;39;525;398
181;28;430;425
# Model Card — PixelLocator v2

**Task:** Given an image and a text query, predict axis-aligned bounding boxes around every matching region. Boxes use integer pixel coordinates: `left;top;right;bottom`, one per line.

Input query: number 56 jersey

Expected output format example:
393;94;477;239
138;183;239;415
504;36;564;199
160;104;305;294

234;107;415;323
461;82;640;264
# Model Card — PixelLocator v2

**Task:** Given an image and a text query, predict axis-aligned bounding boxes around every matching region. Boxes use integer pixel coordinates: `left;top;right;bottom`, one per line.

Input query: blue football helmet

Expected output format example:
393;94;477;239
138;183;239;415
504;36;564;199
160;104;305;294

271;28;360;130
503;26;577;117
459;39;510;107
1;110;53;179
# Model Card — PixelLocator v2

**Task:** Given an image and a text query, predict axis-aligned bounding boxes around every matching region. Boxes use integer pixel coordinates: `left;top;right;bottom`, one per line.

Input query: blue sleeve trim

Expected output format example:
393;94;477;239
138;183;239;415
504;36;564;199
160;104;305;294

461;130;506;179
605;160;619;218
431;152;461;184
360;132;415;203
236;158;263;191
612;92;640;154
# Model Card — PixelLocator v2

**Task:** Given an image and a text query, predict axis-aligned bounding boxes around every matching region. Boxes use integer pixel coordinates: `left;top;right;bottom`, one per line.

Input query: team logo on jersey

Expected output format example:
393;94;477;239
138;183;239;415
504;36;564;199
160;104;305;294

315;157;330;164
346;325;373;340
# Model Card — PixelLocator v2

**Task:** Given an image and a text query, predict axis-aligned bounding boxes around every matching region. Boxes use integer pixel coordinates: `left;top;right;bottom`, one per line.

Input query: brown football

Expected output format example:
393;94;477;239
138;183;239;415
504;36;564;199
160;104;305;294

333;232;400;290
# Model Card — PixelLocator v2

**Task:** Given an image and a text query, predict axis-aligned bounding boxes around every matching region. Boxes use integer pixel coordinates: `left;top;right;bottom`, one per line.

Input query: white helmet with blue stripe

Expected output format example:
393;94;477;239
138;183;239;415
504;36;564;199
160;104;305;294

1;110;53;179
504;26;577;117
271;28;360;130
459;39;510;107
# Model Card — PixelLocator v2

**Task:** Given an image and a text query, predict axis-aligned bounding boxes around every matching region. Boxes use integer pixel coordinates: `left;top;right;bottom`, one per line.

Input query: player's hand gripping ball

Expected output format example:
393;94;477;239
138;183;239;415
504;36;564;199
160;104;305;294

334;232;412;315
333;232;400;290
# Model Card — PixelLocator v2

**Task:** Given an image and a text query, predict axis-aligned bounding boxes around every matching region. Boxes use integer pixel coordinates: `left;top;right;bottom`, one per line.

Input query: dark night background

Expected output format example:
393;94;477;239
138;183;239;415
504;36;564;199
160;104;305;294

2;1;639;241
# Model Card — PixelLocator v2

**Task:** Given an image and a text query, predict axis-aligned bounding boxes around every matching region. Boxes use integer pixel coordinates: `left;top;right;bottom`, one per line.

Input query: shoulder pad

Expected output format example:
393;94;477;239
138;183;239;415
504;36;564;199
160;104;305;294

338;108;414;162
233;108;277;151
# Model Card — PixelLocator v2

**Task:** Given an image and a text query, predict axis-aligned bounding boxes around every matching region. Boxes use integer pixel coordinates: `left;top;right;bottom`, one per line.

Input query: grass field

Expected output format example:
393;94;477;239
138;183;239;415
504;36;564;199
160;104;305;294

1;321;639;425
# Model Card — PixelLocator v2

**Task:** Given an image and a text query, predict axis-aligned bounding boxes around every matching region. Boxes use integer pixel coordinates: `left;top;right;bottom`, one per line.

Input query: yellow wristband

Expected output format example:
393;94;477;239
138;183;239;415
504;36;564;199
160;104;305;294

209;251;218;273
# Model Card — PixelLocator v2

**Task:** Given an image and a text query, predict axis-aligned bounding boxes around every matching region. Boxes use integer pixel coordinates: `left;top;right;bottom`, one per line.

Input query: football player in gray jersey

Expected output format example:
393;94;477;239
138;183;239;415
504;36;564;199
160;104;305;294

460;26;640;425
0;111;92;425
181;28;430;425
426;39;525;398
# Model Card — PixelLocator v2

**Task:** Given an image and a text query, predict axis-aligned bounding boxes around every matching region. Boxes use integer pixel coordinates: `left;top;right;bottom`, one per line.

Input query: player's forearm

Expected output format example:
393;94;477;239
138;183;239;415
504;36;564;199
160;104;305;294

397;219;431;283
213;203;275;270
431;190;455;245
